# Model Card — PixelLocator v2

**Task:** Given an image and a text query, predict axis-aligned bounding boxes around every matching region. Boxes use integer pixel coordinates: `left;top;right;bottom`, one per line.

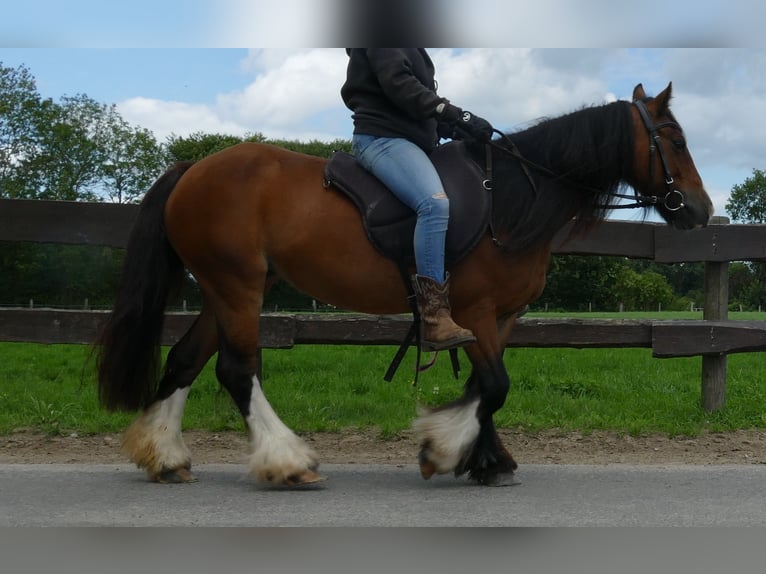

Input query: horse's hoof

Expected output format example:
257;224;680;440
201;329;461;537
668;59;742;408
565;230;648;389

419;459;437;480
482;472;521;487
418;444;440;479
152;467;198;484
283;469;327;487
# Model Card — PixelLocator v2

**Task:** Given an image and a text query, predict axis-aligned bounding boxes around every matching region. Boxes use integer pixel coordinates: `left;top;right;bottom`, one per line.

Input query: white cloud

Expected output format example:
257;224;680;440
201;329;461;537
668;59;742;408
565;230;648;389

216;49;347;127
117;49;349;141
431;49;613;131
664;51;766;172
117;97;249;141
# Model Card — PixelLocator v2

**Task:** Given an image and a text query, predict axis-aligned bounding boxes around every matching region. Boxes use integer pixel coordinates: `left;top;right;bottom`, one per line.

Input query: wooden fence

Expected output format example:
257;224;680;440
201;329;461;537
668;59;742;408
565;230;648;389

2;198;766;411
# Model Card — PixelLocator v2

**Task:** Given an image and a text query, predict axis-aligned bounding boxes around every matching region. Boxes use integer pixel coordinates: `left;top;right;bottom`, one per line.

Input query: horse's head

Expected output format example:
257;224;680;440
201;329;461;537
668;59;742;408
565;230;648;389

629;82;713;230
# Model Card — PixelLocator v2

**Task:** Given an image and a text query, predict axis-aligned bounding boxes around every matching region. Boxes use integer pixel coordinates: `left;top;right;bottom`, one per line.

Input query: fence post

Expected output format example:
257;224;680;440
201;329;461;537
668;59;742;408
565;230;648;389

701;216;730;412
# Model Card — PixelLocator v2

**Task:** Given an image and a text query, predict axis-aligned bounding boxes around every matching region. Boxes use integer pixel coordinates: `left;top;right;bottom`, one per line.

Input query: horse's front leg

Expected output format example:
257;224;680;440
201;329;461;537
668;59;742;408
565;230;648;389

215;333;324;487
413;313;519;486
453;358;518;485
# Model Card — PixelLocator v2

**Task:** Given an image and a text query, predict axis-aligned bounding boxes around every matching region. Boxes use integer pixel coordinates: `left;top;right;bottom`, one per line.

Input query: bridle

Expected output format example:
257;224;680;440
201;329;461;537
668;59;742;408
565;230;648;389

617;99;686;211
486;99;687;212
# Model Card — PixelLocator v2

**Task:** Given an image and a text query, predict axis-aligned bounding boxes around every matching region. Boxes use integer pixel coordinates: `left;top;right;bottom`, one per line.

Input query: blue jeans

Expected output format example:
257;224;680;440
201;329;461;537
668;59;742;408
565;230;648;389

352;134;449;283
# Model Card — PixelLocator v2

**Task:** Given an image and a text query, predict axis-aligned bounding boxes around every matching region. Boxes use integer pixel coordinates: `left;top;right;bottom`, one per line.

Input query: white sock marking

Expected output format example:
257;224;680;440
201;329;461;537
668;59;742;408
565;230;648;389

246;376;317;482
413;398;481;474
124;386;191;472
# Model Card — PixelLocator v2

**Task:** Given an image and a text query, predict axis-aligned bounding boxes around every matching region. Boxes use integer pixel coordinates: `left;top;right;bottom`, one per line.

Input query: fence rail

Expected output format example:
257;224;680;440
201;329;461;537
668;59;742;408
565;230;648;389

2;308;765;357
2;198;766;412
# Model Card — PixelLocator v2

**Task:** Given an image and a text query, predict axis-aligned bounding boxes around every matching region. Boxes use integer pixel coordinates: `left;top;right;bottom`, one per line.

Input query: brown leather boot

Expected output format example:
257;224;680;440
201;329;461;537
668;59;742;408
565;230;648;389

411;274;477;351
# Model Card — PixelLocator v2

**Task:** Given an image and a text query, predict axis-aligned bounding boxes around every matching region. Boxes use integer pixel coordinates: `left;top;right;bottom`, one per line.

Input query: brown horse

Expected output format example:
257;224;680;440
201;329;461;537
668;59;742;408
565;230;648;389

96;83;712;487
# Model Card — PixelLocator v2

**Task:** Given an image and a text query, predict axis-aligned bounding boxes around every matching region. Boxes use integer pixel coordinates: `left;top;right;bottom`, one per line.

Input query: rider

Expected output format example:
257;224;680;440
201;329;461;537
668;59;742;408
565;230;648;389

341;48;494;351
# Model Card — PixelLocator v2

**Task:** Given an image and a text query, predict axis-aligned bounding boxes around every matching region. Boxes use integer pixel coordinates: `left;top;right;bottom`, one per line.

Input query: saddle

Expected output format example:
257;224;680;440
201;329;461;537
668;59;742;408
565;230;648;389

323;141;492;384
323;141;491;267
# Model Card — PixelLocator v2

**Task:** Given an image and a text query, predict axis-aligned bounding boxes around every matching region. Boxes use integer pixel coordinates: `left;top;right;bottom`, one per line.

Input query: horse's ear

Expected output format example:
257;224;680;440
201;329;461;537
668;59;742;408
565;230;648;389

644;82;674;117
632;83;646;101
656;81;673;111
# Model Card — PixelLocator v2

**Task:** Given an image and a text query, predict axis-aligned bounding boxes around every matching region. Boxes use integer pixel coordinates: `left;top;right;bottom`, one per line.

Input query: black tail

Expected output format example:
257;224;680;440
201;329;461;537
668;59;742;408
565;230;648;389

96;162;195;411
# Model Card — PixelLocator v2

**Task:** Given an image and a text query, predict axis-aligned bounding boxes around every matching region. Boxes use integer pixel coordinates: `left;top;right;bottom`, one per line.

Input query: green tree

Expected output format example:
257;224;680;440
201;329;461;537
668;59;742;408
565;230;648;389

613;267;674;311
537;255;626;311
267;137;351;157
100;120;166;203
166;132;253;162
0;63;167;306
651;261;704;300
729;262;756;310
727;168;766;224
16;95;104;200
636;270;674;311
5;91;165;202
726;169;766;310
0;242;126;308
0;62;41;198
166;132;352;164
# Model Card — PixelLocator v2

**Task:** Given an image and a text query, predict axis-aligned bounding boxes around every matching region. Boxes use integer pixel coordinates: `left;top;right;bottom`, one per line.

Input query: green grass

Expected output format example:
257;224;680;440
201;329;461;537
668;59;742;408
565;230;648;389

2;332;765;438
527;310;766;320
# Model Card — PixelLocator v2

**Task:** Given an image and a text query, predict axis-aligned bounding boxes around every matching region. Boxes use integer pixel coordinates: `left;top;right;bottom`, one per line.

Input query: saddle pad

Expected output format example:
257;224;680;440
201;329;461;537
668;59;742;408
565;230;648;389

324;141;491;266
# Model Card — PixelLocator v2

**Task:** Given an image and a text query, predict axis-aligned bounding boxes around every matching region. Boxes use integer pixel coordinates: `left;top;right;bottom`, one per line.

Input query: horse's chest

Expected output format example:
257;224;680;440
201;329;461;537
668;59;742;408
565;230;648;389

497;251;550;310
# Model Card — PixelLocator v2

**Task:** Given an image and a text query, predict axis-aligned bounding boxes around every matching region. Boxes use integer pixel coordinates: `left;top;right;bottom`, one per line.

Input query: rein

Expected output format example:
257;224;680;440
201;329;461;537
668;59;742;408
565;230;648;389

484;100;687;212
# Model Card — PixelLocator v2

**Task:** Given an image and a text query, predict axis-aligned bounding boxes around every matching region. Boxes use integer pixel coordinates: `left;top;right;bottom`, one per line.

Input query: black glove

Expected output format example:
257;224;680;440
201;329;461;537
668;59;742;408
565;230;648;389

438;102;494;142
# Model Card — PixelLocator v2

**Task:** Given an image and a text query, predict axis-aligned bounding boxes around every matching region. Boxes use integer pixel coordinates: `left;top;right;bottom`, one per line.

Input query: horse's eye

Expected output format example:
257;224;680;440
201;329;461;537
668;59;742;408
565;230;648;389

673;138;687;150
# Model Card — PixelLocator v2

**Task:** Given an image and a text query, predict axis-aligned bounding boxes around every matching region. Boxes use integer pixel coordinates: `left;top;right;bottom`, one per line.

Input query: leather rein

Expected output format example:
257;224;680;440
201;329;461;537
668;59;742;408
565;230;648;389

485;99;687;212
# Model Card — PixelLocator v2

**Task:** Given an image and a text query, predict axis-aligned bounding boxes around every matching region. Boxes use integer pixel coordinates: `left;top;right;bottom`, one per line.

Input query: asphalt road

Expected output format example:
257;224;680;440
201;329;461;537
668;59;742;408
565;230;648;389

1;463;765;526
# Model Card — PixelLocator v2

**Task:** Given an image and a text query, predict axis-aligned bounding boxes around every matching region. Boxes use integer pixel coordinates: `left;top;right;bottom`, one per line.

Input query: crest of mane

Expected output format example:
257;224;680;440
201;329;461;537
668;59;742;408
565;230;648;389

466;99;635;253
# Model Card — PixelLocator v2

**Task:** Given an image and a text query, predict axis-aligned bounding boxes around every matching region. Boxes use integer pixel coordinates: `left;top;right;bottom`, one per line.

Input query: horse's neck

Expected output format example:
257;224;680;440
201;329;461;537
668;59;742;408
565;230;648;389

524;100;630;184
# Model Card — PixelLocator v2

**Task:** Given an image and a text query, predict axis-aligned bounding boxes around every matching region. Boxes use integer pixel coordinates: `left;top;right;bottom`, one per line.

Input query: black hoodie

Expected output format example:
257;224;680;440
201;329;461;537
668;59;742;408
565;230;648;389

341;48;445;152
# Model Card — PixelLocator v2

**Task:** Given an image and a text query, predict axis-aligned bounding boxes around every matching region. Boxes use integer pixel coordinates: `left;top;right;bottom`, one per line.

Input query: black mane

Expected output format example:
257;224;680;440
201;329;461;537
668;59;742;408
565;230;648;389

470;100;635;253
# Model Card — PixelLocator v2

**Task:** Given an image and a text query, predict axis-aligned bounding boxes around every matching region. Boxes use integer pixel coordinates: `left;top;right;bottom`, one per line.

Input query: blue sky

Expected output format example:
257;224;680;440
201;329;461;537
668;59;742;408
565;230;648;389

0;49;250;104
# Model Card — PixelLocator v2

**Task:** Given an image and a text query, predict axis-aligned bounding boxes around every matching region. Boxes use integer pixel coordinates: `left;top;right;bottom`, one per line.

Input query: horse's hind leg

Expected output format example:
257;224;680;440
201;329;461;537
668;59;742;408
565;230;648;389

121;307;217;483
211;282;322;487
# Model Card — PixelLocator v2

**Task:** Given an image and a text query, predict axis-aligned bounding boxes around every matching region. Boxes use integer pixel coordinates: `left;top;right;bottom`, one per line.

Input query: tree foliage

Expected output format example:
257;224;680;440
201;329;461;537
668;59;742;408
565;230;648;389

166;132;252;163
727;168;766;224
538;256;683;312
725;168;766;310
165;131;351;163
537;256;623;311
18;94;106;200
615;268;675;311
0;63;166;202
0;63;39;197
99;118;167;204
